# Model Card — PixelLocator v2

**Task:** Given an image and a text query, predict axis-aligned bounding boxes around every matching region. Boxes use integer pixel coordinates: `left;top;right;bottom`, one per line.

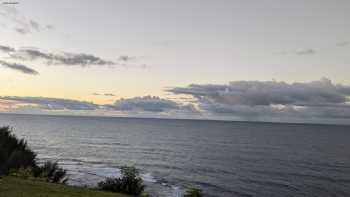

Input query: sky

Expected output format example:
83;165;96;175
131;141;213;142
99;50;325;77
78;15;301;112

0;0;350;124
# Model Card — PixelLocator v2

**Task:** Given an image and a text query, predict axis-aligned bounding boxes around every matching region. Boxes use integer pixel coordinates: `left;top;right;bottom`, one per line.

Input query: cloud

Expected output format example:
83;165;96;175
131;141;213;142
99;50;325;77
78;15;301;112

14;27;30;34
0;60;39;75
336;41;348;47
10;48;116;66
0;6;18;16
0;95;199;117
0;45;116;66
45;25;54;30
0;45;15;53
295;49;316;55
1;79;349;124
104;93;116;97
108;96;181;112
118;55;134;62
1;2;19;5
1;77;348;123
106;96;198;113
29;20;40;31
1;44;143;69
167;78;350;122
52;53;115;66
0;96;98;110
0;6;53;35
92;93;116;97
283;41;348;56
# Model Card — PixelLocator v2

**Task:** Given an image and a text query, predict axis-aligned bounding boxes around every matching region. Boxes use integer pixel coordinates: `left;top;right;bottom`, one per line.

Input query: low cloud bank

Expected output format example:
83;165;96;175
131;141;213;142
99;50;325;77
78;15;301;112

106;96;197;113
1;78;349;124
167;78;350;123
0;96;98;110
0;95;198;116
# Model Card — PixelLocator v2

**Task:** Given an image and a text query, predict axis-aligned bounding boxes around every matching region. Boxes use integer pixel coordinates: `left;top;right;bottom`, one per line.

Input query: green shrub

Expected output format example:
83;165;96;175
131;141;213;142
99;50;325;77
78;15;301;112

98;166;145;196
184;187;204;197
35;161;68;184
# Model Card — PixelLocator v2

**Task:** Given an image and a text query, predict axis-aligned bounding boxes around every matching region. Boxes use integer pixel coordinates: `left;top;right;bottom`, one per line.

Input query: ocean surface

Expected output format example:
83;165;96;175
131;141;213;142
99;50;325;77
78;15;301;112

0;113;350;197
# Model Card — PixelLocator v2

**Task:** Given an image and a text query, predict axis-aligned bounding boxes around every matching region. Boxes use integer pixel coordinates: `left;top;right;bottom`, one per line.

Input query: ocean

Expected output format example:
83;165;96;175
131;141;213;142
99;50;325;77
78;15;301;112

0;113;349;197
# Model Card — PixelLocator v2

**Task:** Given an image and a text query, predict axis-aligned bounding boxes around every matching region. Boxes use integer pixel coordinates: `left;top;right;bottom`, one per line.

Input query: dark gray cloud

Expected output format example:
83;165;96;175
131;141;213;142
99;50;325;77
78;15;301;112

167;78;350;121
1;44;141;68
295;49;316;55
168;78;350;107
0;60;39;75
0;45;15;53
107;96;198;113
0;96;98;110
53;53;115;66
10;49;116;66
108;96;180;112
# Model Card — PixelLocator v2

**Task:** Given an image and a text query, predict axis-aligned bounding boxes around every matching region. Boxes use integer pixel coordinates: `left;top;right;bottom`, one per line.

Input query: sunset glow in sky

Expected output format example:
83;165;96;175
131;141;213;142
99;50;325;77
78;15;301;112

1;1;350;124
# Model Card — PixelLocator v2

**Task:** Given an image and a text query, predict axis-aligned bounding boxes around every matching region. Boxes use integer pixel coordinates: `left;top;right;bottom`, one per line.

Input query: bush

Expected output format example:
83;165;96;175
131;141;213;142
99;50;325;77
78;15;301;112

184;187;204;197
35;161;68;184
98;166;145;196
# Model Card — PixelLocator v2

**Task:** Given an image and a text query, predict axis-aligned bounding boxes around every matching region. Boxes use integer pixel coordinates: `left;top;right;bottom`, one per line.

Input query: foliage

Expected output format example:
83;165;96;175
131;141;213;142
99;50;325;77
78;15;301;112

98;166;145;196
184;187;204;197
36;161;68;184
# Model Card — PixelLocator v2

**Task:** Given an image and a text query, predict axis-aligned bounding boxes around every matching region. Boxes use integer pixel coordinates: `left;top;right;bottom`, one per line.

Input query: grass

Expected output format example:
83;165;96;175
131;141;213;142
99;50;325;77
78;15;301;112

0;176;131;197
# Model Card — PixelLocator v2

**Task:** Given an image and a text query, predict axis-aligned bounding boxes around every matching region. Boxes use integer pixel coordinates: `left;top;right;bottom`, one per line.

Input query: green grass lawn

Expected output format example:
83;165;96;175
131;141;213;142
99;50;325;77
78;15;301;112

0;176;131;197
